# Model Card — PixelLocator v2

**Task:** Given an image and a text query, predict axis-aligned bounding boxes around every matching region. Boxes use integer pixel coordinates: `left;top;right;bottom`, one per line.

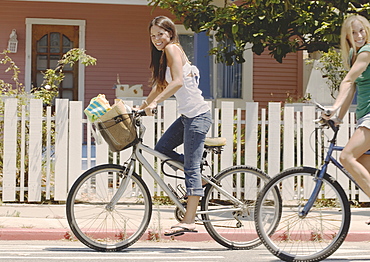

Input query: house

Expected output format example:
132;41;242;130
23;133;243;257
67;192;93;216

0;0;304;110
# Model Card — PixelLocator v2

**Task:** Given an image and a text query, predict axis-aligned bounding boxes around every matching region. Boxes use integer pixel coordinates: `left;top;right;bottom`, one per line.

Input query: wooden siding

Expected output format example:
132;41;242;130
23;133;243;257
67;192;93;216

0;1;172;106
0;1;302;108
253;50;303;109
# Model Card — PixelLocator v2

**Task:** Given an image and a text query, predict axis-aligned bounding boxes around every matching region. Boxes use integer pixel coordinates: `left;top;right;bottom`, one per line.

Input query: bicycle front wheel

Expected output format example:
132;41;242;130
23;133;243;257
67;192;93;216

201;165;280;250
66;164;152;252
255;166;350;262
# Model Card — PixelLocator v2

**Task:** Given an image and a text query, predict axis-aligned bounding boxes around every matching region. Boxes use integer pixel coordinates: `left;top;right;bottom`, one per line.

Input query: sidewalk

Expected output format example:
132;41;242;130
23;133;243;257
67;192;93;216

0;204;369;242
0;204;212;242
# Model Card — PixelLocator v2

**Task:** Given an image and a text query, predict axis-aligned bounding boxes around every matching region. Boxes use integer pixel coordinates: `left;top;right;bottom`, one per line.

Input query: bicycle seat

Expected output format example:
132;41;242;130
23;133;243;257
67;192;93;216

205;137;226;147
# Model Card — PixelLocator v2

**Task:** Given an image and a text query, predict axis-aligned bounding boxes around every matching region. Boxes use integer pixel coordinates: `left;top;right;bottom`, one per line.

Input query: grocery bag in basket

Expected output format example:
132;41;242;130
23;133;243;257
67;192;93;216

84;94;111;122
95;99;138;152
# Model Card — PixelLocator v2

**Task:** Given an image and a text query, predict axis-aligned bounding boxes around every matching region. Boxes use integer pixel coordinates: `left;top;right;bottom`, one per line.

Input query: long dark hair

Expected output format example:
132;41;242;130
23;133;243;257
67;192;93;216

149;16;180;91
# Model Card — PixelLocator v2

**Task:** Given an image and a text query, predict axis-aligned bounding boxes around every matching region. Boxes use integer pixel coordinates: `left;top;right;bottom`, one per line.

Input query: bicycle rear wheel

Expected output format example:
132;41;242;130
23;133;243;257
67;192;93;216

255;166;350;262
66;164;152;252
201;165;281;249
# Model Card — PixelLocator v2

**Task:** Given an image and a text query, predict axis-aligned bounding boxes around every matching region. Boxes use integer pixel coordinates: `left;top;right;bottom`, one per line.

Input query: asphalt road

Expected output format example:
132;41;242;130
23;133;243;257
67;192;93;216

0;240;370;261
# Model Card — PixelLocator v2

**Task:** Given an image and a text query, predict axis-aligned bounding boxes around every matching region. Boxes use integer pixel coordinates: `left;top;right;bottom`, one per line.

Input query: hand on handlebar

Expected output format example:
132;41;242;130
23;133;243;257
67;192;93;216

321;108;337;120
144;101;157;116
314;102;342;127
132;101;157;116
315;101;339;119
132;108;157;116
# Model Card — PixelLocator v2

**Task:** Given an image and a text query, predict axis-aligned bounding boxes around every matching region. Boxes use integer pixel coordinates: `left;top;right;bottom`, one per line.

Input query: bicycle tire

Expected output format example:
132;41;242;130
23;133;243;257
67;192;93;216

201;165;281;250
66;164;152;252
255;166;351;262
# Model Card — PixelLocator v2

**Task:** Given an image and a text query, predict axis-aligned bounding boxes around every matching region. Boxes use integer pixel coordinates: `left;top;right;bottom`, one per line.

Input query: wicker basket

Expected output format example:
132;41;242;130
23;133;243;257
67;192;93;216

96;100;138;152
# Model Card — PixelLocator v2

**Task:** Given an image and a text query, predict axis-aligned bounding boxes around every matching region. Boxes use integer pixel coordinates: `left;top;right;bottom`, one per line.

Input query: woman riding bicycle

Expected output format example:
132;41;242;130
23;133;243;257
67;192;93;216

322;14;370;204
139;16;212;236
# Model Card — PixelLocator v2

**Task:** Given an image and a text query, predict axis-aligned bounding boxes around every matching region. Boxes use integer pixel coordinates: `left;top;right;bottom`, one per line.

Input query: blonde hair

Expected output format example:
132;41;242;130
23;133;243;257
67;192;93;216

341;14;370;69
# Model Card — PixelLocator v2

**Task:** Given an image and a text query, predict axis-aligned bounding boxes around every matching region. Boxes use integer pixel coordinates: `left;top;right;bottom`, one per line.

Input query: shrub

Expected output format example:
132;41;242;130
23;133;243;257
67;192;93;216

0;49;96;200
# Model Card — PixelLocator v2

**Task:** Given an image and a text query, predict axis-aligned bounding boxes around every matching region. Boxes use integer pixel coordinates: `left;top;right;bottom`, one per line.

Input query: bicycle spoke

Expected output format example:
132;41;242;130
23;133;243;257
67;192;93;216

201;166;277;250
255;167;350;262
66;165;152;252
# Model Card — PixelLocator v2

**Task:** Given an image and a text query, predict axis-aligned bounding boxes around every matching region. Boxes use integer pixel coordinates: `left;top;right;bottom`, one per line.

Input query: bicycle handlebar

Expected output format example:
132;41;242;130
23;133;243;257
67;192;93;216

133;108;157;117
314;101;332;116
313;102;338;132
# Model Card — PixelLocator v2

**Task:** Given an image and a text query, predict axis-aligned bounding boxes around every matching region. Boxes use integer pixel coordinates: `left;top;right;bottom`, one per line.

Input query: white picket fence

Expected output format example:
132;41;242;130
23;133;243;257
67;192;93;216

1;97;367;203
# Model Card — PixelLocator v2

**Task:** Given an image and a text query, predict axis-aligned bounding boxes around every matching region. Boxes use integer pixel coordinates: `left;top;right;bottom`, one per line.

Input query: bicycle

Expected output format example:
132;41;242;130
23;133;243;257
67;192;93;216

254;103;369;262
66;109;280;252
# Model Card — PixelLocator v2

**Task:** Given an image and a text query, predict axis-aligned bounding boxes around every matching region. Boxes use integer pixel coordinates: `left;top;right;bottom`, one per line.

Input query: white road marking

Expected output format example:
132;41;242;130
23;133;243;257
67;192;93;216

0;256;224;260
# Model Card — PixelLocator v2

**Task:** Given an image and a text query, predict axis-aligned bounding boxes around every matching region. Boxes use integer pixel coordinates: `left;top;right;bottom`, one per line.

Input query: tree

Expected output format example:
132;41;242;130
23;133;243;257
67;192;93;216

148;0;370;64
314;48;348;99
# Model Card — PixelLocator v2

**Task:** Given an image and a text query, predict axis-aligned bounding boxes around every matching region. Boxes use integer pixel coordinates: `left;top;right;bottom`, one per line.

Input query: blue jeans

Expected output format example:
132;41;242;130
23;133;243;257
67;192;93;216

155;111;212;197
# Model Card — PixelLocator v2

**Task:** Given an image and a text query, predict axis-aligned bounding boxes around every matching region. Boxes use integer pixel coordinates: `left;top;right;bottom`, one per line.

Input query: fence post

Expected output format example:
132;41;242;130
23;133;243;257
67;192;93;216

302;105;316;167
68;101;83;189
28;99;43;202
54;99;69;201
283;106;295;170
302;105;316;198
245;102;259;167
3;98;18;202
221;101;234;170
267;102;281;176
244;102;259;200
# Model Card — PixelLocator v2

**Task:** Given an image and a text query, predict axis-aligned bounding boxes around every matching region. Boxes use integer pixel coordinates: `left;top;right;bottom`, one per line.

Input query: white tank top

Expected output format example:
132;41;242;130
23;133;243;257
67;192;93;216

165;62;209;118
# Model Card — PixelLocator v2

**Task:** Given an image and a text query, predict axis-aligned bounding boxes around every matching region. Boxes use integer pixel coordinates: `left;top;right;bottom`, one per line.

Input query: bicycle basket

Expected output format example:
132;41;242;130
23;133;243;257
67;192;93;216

96;100;138;152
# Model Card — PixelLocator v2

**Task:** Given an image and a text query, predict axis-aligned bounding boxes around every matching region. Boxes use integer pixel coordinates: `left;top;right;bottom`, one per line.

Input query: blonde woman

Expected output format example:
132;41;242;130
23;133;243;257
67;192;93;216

322;15;370;210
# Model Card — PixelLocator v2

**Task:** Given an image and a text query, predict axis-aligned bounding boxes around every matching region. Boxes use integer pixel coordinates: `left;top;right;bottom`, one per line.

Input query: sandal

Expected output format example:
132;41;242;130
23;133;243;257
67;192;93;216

365;219;370;225
164;223;198;237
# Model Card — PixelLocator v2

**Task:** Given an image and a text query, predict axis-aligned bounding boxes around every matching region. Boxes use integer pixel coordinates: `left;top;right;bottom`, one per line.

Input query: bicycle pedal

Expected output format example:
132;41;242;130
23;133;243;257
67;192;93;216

168;184;180;199
177;184;187;200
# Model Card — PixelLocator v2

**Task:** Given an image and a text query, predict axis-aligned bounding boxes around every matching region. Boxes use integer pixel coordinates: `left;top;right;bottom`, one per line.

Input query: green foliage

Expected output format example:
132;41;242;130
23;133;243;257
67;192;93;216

149;0;370;64
0;51;23;90
315;48;348;99
0;51;28;109
0;48;96;201
285;93;312;104
152;195;175;205
32;48;97;105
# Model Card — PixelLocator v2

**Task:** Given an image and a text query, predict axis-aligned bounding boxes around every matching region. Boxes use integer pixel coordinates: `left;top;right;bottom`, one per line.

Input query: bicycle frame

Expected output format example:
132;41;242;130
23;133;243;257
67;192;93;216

108;113;244;218
135;143;244;215
300;120;369;217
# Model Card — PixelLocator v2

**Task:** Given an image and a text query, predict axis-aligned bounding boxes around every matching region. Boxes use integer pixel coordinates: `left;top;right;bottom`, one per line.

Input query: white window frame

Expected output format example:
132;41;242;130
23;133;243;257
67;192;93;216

25;18;86;102
176;25;253;107
212;40;253;108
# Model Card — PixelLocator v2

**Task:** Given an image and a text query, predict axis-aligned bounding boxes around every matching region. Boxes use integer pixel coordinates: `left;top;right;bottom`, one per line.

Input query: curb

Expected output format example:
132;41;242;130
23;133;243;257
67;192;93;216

345;232;370;242
0;228;214;242
0;228;71;241
1;228;369;242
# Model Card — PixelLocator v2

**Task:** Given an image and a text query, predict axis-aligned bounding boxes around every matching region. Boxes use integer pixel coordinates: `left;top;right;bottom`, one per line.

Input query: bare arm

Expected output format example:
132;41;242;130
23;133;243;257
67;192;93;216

144;44;184;115
138;86;160;110
336;83;356;121
324;51;370;119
